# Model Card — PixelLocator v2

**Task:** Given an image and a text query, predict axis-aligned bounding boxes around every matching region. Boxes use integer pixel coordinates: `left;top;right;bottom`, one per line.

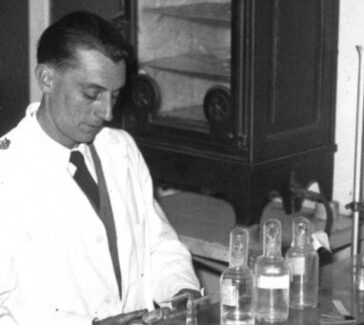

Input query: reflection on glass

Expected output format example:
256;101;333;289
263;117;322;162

137;0;231;131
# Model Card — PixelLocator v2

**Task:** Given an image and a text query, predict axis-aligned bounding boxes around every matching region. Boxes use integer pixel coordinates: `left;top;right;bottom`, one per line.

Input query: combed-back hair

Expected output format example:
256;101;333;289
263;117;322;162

37;11;134;70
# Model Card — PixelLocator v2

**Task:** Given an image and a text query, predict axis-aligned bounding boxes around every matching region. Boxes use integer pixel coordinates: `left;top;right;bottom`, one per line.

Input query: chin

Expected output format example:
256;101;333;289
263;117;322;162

81;130;101;144
85;136;97;144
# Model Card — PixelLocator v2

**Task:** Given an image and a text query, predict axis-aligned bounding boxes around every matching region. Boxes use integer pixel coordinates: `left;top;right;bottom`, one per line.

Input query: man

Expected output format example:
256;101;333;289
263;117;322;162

0;11;200;325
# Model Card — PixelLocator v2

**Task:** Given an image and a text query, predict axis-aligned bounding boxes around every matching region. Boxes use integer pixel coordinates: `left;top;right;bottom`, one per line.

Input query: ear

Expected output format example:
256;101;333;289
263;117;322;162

35;64;56;93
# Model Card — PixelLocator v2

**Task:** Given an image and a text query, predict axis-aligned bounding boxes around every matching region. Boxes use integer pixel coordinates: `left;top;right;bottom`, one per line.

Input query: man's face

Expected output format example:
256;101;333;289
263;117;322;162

39;48;126;148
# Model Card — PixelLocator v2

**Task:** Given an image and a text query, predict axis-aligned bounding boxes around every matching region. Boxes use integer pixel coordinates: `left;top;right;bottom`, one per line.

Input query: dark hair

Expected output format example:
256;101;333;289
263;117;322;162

37;11;134;69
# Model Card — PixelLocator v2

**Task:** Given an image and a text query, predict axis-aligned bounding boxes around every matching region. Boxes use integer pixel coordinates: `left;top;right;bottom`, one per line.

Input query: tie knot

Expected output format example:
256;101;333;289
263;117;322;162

70;150;85;168
69;149;99;209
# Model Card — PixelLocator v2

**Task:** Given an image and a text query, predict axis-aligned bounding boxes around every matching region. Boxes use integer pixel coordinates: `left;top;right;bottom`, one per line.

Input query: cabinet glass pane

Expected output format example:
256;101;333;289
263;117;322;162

137;0;231;132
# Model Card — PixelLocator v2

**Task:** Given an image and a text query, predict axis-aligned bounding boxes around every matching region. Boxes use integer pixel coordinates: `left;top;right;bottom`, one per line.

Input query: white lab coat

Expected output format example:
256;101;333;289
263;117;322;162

0;104;200;325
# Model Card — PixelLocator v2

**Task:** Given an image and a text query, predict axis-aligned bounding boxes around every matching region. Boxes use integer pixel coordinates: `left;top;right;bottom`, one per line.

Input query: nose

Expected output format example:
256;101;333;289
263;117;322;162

98;96;114;122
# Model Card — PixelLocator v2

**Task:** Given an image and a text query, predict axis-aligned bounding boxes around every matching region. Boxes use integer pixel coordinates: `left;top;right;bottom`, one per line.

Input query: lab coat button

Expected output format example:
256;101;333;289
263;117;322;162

96;236;104;244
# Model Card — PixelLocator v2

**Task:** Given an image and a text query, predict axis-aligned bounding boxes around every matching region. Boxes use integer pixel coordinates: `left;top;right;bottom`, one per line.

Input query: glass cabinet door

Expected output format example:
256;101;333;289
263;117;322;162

135;0;232;134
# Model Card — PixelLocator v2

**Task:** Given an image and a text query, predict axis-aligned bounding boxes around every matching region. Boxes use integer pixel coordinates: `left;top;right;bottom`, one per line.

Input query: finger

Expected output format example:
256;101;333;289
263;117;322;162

172;289;202;308
175;289;202;299
115;309;147;324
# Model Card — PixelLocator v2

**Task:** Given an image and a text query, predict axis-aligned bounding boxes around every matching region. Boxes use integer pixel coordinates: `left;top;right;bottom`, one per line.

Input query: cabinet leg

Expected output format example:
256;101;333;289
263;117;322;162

229;193;271;226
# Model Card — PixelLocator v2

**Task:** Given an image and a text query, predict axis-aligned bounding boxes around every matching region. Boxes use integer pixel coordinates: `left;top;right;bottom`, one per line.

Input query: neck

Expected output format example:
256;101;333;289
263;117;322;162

36;97;76;149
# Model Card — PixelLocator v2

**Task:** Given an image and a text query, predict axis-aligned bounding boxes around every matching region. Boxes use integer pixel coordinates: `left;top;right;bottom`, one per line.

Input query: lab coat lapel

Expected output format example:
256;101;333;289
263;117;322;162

8;116;120;298
94;131;148;309
11;114;99;224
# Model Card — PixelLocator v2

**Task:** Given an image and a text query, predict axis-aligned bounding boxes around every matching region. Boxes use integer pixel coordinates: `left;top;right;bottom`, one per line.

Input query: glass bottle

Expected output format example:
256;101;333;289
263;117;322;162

255;218;290;323
220;226;255;325
285;216;319;309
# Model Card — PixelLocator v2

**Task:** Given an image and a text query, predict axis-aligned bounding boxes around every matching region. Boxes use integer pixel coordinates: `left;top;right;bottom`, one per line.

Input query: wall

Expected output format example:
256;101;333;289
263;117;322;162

28;1;362;216
51;0;120;21
0;0;29;134
29;0;50;103
334;0;364;215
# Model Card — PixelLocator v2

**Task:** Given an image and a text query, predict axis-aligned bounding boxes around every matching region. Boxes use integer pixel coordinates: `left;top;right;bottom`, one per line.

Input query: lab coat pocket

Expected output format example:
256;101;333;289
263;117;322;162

133;222;146;279
132;219;154;310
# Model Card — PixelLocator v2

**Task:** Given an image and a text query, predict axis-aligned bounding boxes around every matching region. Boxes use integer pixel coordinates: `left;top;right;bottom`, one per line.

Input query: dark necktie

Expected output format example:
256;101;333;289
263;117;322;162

70;151;100;211
70;148;122;297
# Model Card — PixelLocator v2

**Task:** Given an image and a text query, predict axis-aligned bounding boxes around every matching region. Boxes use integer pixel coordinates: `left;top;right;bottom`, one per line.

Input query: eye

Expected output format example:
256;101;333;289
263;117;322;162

83;90;101;101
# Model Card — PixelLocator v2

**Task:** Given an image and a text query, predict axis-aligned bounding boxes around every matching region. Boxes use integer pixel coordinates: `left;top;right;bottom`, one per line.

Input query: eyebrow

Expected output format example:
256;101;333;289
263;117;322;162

83;83;106;91
83;83;123;93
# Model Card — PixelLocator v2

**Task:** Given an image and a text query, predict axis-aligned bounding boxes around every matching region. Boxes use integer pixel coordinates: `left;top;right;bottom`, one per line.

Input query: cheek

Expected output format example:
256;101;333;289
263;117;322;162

56;80;82;105
61;93;86;118
52;94;81;126
52;85;93;122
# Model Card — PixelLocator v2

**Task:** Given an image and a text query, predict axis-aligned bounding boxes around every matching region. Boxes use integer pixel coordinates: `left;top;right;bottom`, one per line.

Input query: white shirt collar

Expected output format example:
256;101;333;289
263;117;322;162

26;102;97;180
27;102;70;170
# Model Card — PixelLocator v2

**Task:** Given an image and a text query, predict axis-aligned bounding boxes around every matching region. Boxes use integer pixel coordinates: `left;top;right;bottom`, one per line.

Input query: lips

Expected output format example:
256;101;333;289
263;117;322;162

87;121;103;128
82;122;103;133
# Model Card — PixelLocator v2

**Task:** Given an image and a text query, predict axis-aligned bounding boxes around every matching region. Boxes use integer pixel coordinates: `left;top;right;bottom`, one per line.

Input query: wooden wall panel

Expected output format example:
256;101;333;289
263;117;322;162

0;0;29;135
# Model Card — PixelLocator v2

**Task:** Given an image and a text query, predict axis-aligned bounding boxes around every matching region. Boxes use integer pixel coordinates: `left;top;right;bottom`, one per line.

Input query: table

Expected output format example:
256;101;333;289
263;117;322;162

160;191;356;265
154;254;364;325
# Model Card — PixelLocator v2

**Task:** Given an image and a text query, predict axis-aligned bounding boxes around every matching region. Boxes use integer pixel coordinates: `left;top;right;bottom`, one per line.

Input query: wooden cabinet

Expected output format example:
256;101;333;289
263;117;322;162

122;1;339;225
118;0;339;225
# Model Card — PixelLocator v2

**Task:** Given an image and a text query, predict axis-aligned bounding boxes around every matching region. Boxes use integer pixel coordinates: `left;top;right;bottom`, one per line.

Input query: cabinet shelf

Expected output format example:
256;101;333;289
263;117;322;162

155;105;208;132
143;54;230;82
143;2;231;27
159;105;205;121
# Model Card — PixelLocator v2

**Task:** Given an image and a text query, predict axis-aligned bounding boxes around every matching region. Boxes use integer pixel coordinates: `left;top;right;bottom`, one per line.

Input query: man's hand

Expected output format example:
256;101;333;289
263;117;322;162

93;309;147;325
174;289;202;300
172;289;202;309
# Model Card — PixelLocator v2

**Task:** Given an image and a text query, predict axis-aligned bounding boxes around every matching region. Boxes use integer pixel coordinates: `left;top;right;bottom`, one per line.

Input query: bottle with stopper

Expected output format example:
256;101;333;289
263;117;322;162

220;226;255;325
285;216;319;309
254;218;290;323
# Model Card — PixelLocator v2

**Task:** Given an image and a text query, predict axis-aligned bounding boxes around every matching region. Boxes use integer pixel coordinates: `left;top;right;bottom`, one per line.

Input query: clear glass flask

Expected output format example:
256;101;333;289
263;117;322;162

220;226;255;325
285;216;319;309
255;218;290;323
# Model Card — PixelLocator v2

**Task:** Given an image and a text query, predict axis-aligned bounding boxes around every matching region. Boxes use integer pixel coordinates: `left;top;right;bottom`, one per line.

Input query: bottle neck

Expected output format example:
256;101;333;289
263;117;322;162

291;216;312;249
292;234;310;248
228;227;249;268
264;240;282;258
229;254;246;268
262;219;282;259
